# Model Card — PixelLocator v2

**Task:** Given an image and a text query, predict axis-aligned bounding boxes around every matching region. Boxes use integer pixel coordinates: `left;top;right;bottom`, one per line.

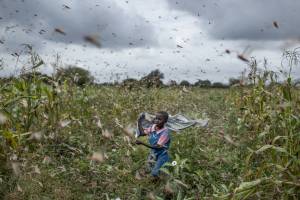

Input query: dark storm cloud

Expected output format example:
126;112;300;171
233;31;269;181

0;0;156;51
167;0;300;40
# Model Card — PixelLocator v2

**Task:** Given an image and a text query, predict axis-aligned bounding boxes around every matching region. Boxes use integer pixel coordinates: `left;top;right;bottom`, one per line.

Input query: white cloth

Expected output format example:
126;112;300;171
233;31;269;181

136;112;208;137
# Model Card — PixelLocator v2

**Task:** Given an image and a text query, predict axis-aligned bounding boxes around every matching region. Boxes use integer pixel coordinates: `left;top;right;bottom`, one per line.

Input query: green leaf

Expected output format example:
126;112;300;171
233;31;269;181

258;131;269;138
174;179;189;189
32;60;44;69
234;179;263;193
272;136;288;144
160;168;170;175
255;145;288;154
2;130;18;149
177;190;183;200
255;145;273;154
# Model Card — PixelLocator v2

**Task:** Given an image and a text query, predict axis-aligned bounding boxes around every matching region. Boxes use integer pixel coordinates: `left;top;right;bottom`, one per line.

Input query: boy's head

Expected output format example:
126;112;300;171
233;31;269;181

153;111;169;128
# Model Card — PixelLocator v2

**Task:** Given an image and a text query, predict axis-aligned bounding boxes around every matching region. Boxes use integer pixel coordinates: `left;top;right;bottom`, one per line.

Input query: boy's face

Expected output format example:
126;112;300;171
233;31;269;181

153;113;166;128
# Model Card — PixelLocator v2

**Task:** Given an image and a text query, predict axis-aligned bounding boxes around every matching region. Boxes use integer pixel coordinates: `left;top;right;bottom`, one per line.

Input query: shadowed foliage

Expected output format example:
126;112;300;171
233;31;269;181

55;66;94;86
194;79;212;87
140;69;164;88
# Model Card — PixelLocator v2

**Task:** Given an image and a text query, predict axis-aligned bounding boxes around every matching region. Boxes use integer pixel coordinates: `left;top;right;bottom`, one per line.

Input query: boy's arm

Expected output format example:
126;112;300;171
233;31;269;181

135;140;164;150
137;130;169;149
137;113;148;136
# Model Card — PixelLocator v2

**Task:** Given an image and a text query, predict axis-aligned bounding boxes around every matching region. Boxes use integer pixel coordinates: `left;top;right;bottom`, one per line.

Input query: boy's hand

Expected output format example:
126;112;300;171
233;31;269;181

135;140;143;145
138;113;145;121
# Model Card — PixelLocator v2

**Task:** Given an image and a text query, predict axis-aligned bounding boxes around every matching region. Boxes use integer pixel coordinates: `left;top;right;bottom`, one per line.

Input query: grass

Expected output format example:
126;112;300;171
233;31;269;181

0;80;240;199
0;49;299;199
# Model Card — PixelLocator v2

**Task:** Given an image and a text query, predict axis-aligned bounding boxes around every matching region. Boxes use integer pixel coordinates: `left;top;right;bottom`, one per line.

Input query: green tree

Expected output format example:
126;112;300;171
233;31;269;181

20;72;53;84
228;77;241;86
194;79;211;87
55;66;94;86
167;80;177;86
121;78;139;90
140;69;164;88
212;82;228;88
179;80;191;86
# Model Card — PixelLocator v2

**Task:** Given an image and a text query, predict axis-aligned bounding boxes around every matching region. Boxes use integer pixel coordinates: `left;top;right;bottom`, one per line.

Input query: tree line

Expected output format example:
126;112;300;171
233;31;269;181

0;66;250;88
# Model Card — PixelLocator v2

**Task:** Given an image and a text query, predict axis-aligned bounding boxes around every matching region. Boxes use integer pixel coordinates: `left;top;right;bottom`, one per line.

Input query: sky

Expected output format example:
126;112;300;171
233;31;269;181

0;0;300;83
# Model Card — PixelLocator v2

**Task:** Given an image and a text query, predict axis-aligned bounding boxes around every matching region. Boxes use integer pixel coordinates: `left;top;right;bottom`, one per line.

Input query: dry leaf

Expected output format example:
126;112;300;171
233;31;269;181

11;154;18;161
48;132;55;139
11;162;21;176
90;151;105;163
58;165;66;172
0;112;7;124
28;131;43;141
20;99;28;108
102;129;113;139
89;181;97;188
135;171;142;180
224;134;238;146
147;192;156;200
36;180;43;187
42;156;51;165
33;165;41;174
60;120;71;127
43;113;48;119
123;136;131;143
96;118;102;128
104;153;109;159
164;182;174;195
17;184;23;192
182;86;189;93
174;179;189;188
126;150;131;156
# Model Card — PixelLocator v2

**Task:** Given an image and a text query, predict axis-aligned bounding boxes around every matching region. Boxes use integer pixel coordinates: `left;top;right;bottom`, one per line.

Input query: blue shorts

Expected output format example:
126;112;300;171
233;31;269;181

147;152;170;177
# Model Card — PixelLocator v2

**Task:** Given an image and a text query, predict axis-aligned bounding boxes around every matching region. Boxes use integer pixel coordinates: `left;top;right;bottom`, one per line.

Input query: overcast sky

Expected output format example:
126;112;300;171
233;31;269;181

0;0;299;83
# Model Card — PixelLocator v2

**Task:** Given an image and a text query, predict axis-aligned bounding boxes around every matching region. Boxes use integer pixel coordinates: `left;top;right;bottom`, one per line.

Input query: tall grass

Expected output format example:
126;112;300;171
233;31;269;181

215;49;300;199
0;48;299;199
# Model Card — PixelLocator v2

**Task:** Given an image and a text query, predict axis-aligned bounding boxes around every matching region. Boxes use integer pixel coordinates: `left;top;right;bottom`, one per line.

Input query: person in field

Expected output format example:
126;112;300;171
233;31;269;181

135;111;171;178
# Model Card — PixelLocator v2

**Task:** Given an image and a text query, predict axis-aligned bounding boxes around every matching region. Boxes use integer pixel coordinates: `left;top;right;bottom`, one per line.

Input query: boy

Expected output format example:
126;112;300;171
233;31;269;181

135;111;171;178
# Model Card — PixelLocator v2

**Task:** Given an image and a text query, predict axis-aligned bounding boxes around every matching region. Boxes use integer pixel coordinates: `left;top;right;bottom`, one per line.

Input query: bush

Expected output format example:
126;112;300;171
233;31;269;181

140;69;164;88
20;72;53;84
194;79;211;87
179;80;191;86
121;78;139;90
228;78;241;86
212;82;228;88
55;66;94;86
167;80;177;86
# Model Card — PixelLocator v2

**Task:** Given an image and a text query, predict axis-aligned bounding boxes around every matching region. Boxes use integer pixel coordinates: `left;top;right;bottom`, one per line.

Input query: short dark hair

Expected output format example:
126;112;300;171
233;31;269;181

157;111;169;122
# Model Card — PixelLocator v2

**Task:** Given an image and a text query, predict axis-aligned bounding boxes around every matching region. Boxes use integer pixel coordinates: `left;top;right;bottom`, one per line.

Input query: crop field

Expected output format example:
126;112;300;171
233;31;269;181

0;47;299;200
0;62;299;200
1;1;300;199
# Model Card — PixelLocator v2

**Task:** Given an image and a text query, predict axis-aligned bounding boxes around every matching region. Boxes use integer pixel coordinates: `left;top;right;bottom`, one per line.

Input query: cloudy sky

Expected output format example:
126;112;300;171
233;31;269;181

0;0;299;83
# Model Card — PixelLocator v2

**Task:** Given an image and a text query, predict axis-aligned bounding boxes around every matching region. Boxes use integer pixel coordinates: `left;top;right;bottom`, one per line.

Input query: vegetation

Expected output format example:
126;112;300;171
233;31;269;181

120;69;230;88
0;49;299;199
139;69;164;88
179;80;191;86
56;65;95;86
194;79;212;88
